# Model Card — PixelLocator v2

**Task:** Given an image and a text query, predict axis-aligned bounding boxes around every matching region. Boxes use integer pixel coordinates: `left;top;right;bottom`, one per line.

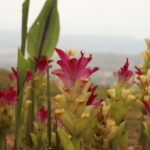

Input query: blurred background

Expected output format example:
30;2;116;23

0;0;150;85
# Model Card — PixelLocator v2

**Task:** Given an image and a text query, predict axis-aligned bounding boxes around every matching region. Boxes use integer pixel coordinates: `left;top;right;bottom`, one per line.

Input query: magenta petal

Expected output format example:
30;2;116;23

25;71;33;83
52;69;72;86
38;106;48;123
53;49;99;86
56;48;69;60
135;66;142;76
142;100;150;118
3;87;17;105
86;94;97;105
92;98;104;106
9;67;18;83
115;58;133;82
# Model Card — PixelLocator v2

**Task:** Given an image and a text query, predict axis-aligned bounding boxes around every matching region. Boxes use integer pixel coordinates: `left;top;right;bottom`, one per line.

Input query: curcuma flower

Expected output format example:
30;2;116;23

9;67;33;84
52;49;102;150
114;58;134;87
35;56;53;73
52;48;99;87
38;106;48;123
0;86;17;105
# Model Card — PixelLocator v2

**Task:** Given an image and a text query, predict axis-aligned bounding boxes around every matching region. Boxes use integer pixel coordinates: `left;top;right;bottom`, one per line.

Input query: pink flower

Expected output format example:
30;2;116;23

52;48;99;87
0;90;5;103
135;66;142;76
86;85;104;106
114;59;134;84
35;56;53;73
3;87;17;105
38;106;48;123
26;71;33;82
142;100;150;118
9;68;18;83
9;67;33;84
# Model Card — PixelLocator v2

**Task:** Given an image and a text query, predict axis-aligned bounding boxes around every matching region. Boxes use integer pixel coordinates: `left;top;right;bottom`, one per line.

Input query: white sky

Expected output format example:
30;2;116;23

0;0;150;38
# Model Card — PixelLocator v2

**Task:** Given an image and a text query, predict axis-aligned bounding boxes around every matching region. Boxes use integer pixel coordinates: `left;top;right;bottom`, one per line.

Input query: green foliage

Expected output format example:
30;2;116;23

107;99;129;125
17;49;27;91
57;128;75;150
27;0;60;59
111;122;127;150
21;0;30;55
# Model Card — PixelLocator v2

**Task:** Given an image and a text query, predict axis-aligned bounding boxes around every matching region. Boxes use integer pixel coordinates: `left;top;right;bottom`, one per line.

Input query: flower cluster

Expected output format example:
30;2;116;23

107;59;135;124
52;48;102;149
135;39;150;149
92;103;118;150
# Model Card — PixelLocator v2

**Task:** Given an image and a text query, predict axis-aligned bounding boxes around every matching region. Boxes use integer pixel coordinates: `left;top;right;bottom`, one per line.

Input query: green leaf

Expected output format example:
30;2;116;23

27;0;60;59
111;122;127;150
107;99;129;124
21;0;30;55
57;128;75;150
30;133;38;146
17;49;27;92
27;57;36;71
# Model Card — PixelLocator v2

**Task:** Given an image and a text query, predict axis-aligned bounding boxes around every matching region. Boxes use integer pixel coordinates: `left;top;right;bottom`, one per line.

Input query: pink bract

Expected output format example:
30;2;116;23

3;87;17;105
38;106;48;123
142;100;150;118
114;58;133;83
52;48;99;87
35;56;52;73
86;85;104;106
9;67;33;84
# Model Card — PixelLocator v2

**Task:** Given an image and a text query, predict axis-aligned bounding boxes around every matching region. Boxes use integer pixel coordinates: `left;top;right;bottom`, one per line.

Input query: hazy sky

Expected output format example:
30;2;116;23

0;0;150;38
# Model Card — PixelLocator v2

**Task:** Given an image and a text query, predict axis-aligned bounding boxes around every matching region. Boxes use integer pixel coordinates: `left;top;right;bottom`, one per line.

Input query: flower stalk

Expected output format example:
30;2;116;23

47;67;52;149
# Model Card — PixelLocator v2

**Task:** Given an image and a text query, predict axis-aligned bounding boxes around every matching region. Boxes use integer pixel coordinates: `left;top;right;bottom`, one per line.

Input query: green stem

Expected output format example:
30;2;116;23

0;132;6;150
14;88;24;150
14;0;30;148
21;0;30;56
47;68;52;150
55;115;59;150
25;79;35;147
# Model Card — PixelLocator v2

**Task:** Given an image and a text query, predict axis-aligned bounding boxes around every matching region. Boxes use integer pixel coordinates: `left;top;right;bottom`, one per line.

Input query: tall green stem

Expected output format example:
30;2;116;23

25;79;35;147
14;0;30;148
47;68;52;150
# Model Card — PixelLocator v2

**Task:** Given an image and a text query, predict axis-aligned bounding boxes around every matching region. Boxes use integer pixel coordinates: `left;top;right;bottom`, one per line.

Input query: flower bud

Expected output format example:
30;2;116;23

127;95;136;103
122;89;130;99
147;69;150;78
102;105;110;117
67;48;77;58
145;38;150;49
140;75;146;83
55;109;65;115
107;89;116;98
53;95;64;101
76;98;84;104
144;95;149;101
81;113;90;118
143;51;149;62
106;119;115;129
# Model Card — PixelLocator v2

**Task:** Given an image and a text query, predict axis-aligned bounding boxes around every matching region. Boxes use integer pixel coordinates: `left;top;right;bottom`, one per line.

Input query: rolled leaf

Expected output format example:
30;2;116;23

27;0;60;59
17;49;27;92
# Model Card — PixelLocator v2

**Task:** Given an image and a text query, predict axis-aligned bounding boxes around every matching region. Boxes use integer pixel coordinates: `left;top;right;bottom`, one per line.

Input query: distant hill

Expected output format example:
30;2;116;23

0;31;146;85
0;69;11;89
0;30;146;54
